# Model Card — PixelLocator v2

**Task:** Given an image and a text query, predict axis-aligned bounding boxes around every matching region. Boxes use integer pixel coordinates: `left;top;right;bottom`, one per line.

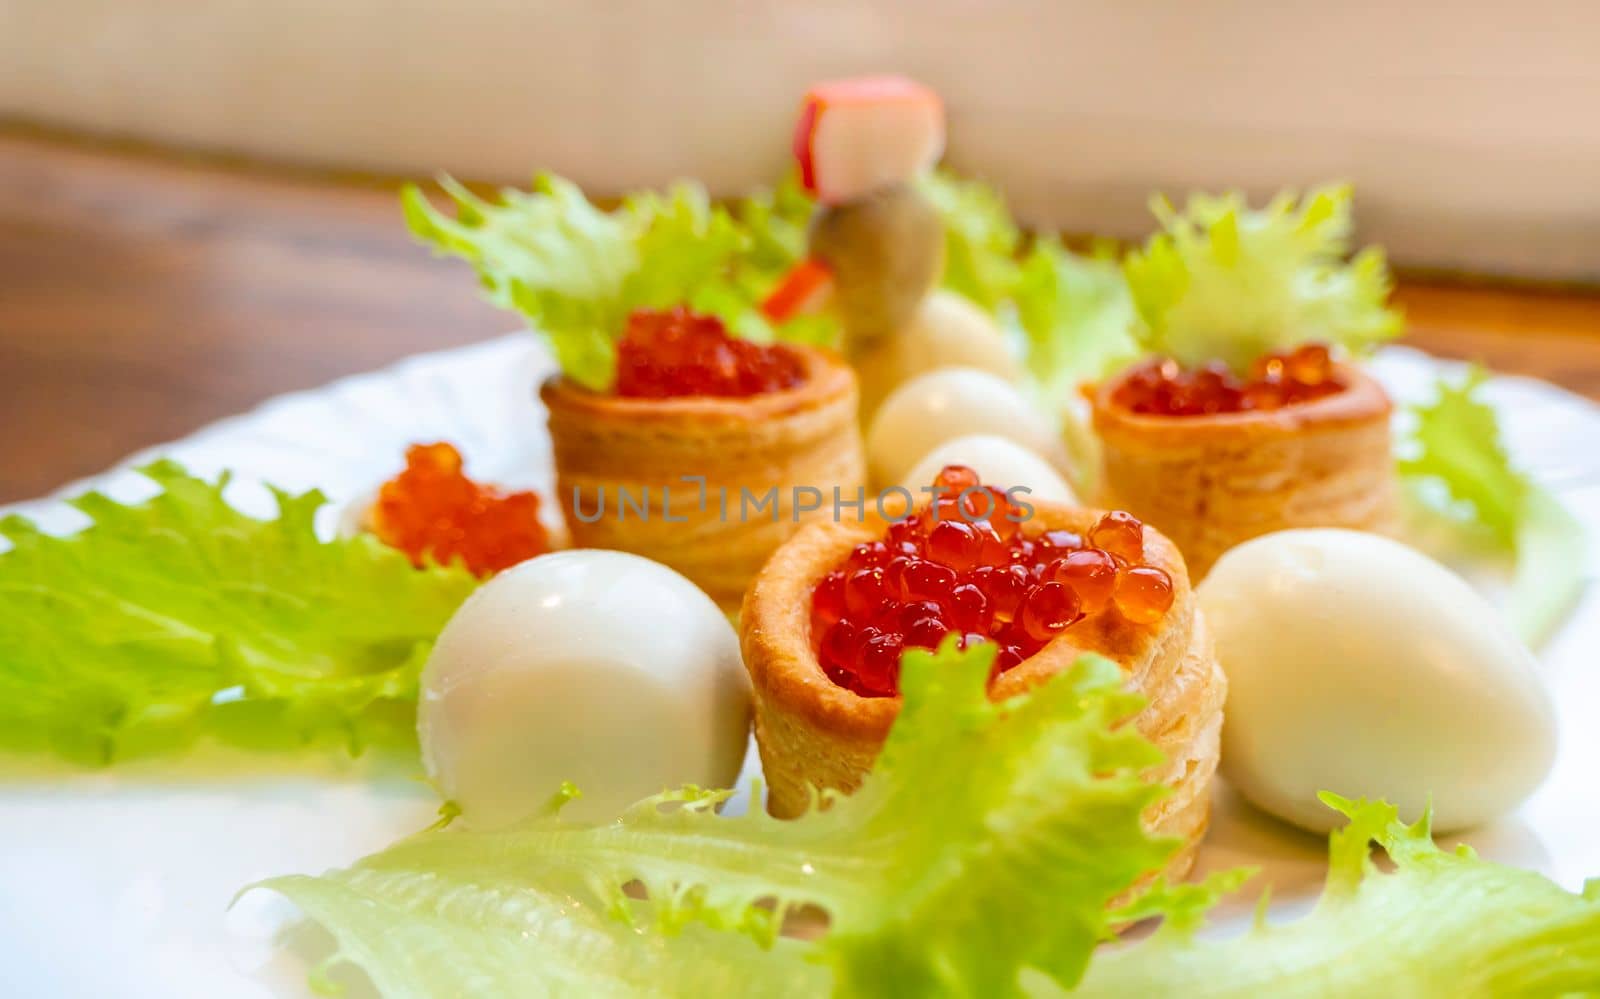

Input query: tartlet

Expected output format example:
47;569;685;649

542;344;867;610
740;501;1224;882
1091;363;1397;580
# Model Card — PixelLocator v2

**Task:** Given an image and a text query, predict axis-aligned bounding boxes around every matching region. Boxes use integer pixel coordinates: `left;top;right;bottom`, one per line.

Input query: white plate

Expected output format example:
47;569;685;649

2;337;1597;997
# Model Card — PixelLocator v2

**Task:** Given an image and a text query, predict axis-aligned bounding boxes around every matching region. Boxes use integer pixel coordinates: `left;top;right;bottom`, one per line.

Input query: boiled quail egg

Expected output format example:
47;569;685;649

418;550;751;826
866;367;1067;487
1200;529;1556;834
854;291;1022;417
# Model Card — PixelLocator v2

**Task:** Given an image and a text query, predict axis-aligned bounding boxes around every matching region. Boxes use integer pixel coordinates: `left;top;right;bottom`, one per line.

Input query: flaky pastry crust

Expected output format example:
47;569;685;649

541;346;866;610
1091;363;1398;579
740;501;1224;881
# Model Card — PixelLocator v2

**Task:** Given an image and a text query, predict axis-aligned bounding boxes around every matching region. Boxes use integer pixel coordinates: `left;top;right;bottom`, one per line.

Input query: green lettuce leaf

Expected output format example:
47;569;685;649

259;868;820;998
403;174;809;390
918;169;1026;311
620;184;750;319
1400;370;1587;647
402;175;629;388
0;461;478;764
254;642;1187;997
732;171;815;278
919;171;1145;415
1012;237;1141;396
253;639;1600;998
1068;795;1600;997
1122;185;1403;371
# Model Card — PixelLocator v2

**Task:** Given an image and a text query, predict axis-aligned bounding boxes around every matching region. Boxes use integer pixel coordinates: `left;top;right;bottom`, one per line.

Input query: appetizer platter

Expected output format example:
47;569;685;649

4;77;1600;998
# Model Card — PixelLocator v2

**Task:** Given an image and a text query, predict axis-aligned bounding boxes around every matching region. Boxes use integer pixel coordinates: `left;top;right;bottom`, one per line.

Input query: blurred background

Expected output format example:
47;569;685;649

2;1;1599;501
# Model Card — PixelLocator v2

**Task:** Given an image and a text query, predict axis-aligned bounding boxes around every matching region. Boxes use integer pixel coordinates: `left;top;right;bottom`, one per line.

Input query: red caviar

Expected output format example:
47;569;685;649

369;442;550;578
614;307;806;399
809;465;1175;697
1113;343;1344;416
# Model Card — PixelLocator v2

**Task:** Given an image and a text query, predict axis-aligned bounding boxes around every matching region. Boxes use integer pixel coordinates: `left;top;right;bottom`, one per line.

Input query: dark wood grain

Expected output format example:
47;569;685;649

2;130;1599;504
0;132;507;503
1394;283;1600;393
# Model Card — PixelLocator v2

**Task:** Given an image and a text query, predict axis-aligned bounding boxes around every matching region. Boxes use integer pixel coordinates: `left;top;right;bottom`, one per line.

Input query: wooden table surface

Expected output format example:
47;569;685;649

3;130;1599;505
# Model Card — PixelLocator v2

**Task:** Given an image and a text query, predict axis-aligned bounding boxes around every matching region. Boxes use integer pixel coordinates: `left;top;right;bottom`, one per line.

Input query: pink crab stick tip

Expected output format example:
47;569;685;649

792;75;946;205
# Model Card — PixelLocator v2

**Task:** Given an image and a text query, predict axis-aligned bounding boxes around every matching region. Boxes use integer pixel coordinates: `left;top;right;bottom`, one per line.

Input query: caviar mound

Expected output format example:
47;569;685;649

1092;360;1398;579
1113;343;1344;417
369;442;550;577
614;307;806;399
810;465;1173;697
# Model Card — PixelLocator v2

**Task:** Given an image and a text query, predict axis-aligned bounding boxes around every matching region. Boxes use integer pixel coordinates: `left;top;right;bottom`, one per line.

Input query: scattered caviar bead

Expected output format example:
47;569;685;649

851;541;891;566
1114;566;1175;624
1019;582;1085;643
934;464;981;494
369;442;550;578
990;618;1027;649
991;564;1033;622
1008;538;1038;565
1286;344;1331;385
1241;381;1285;411
896;600;945;631
857;632;904;695
883;555;916;601
930;494;964;525
928;520;984;571
613;307;806;399
986;493;1021;541
904;614;952;651
821;664;856;691
1048;548;1119;614
904;560;958;604
812;570;846;629
1112;343;1344;416
1090;510;1145;562
885;515;923;546
820;620;860;670
1039;529;1082;551
993;644;1025;674
844;567;889;618
955;485;998;522
948;583;990;633
974;522;1010;567
1250;353;1286;381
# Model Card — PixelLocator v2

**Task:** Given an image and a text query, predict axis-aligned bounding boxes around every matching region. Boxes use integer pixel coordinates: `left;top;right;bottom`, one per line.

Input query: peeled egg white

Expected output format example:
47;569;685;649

418;550;751;826
855;290;1021;417
899;434;1077;505
890;290;1021;382
866;367;1066;487
1200;529;1557;834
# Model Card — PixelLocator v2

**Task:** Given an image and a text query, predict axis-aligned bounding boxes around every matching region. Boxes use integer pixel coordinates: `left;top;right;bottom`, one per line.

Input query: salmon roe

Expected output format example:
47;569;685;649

1113;343;1344;416
809;465;1175;698
614;307;806;398
369;442;550;578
